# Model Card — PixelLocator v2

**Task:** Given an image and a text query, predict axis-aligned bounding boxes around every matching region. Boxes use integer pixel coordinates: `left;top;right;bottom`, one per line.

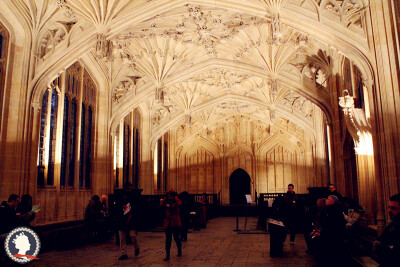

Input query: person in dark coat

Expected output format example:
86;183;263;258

328;184;343;207
84;195;104;226
85;195;109;242
0;194;20;262
0;194;20;235
311;195;347;266
283;184;299;245
118;191;140;260
100;195;108;217
199;193;209;228
179;191;190;242
160;191;182;261
16;194;36;228
373;194;400;267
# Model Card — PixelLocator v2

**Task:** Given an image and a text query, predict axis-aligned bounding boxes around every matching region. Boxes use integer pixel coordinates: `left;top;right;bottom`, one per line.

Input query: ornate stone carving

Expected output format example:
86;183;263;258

95;33;113;60
189;69;250;92
271;14;283;45
38;25;68;58
164;82;211;114
280;92;314;118
152;105;169;126
116;5;267;55
299;49;332;88
259;0;289;14
114;76;141;102
184;114;192;127
217;22;310;78
253;124;271;145
339;89;372;154
288;0;368;29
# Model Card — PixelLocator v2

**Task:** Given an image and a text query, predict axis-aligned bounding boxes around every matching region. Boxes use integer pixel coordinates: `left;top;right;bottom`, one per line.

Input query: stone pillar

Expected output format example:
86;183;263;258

73;68;84;218
168;129;177;190
93;80;111;196
366;0;400;229
339;91;380;225
55;73;66;191
139;103;153;194
27;104;42;201
130;111;134;185
355;146;376;225
329;52;346;194
314;107;329;186
53;73;66;221
117;120;124;188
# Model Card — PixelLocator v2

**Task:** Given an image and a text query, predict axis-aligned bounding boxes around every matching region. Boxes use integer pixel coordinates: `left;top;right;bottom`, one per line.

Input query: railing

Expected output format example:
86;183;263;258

258;193;310;207
191;194;219;205
140;193;219;205
258;193;285;202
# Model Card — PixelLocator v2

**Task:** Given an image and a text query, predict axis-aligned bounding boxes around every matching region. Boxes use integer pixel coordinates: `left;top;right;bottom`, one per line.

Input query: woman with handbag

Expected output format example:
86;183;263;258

160;191;182;261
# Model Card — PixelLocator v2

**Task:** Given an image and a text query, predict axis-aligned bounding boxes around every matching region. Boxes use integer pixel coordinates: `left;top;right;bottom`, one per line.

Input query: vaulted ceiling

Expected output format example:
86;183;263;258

4;0;371;142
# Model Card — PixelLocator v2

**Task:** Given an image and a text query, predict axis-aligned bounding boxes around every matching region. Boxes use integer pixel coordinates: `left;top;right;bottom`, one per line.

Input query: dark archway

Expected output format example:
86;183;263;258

229;168;251;205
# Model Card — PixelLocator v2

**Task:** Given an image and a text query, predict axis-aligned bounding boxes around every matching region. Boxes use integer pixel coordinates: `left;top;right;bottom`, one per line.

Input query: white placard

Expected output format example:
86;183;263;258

245;194;252;204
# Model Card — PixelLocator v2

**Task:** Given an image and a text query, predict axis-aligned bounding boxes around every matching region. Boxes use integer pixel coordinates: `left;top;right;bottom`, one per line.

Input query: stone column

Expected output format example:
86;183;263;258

27;104;42;201
314;107;329;186
168;129;177;190
73;68;84;218
117;120;124;188
139;103;153;194
366;0;400;229
339;91;381;225
130;111;134;185
93;80;111;196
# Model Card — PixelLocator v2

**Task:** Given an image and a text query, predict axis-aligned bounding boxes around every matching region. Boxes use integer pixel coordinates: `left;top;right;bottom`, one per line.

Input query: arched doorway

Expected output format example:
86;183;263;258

229;168;251;205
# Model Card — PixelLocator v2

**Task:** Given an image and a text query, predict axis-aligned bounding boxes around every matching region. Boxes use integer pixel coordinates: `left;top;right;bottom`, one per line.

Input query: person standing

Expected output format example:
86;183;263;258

179;191;190;242
100;195;108;217
0;194;20;235
200;193;209;228
373;194;400;267
16;194;36;228
118;191;140;260
283;184;298;245
311;195;346;266
328;184;343;205
160;191;182;261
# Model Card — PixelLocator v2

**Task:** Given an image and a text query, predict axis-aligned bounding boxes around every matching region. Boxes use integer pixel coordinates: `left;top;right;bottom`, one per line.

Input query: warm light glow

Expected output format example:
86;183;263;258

154;142;158;187
363;85;371;121
355;132;374;156
326;124;331;164
113;136;117;170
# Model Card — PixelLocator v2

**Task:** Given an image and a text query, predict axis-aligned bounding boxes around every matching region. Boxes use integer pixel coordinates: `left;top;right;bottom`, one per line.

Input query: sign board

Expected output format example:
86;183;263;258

245;194;252;204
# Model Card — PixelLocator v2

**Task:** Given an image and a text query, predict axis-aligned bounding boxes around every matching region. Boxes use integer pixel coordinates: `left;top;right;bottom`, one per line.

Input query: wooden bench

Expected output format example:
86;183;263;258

34;220;89;251
345;223;380;266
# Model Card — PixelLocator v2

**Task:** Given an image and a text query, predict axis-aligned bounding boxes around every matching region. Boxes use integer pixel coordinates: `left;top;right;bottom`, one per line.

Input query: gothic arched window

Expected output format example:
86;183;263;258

37;90;49;186
36;62;96;190
60;95;69;186
47;89;59;185
68;99;77;187
85;106;92;188
79;104;85;187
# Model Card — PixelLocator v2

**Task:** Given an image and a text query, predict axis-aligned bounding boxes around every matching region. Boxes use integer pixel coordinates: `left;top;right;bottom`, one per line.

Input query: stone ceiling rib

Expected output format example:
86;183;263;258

28;0;373;104
150;94;315;144
109;57;333;133
18;0;372;144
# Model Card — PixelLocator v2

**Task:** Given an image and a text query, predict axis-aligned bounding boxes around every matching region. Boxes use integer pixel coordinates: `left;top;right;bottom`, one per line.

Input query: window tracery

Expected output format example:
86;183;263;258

37;62;96;189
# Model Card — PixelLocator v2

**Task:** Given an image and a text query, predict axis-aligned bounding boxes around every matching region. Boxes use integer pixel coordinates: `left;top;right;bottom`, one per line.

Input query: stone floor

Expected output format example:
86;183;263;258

28;217;316;267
